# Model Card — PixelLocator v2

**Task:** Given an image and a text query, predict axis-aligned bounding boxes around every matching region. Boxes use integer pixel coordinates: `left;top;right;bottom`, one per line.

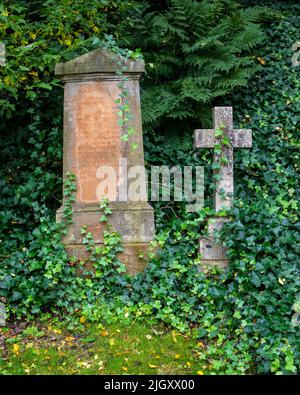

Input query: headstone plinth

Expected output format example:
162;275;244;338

55;49;155;274
194;107;252;269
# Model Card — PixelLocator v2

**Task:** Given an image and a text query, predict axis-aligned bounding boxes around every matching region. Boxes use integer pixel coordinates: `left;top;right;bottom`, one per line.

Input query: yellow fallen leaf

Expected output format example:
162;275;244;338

186;361;191;367
109;338;115;346
80;361;91;368
197;370;204;375
175;354;180;359
101;330;108;337
80;316;86;324
65;336;75;342
13;344;20;354
149;364;157;369
197;342;204;347
122;366;128;372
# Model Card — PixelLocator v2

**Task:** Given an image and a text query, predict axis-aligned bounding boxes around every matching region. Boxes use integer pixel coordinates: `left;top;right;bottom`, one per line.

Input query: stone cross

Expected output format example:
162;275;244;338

55;49;155;274
194;107;252;212
194;107;252;268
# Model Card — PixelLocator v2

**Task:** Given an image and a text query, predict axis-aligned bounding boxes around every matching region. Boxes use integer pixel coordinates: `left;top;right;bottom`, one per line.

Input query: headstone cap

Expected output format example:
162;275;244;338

55;48;145;76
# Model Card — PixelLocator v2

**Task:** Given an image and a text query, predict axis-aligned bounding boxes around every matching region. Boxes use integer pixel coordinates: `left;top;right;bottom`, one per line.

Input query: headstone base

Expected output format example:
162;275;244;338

66;242;152;275
199;216;229;270
56;202;155;275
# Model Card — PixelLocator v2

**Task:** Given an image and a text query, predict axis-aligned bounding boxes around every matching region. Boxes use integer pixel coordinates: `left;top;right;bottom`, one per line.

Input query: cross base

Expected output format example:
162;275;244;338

199;217;229;270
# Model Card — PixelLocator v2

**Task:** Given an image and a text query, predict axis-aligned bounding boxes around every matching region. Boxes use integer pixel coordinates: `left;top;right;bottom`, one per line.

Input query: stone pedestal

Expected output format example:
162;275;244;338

55;49;155;274
199;217;229;270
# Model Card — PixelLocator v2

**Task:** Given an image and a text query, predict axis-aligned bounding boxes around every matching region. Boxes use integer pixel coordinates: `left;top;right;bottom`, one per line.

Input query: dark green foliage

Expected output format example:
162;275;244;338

0;217;73;316
0;180;130;319
132;0;300;373
0;0;134;257
0;0;299;375
222;208;299;373
0;0;134;117
124;0;267;133
218;6;300;371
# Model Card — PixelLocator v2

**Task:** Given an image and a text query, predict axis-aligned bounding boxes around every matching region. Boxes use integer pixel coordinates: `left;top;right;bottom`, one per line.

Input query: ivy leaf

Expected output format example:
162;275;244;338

250;272;262;288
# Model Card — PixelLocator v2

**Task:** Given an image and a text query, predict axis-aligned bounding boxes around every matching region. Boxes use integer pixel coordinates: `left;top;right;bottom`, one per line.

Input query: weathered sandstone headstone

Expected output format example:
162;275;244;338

55;48;155;274
194;107;252;268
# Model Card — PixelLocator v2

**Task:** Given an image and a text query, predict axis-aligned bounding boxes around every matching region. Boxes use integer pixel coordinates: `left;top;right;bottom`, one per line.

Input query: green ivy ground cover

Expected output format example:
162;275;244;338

0;0;299;375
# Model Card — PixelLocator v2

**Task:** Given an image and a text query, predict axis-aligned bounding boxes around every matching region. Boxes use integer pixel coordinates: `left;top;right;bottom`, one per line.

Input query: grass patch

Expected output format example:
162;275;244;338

0;320;204;375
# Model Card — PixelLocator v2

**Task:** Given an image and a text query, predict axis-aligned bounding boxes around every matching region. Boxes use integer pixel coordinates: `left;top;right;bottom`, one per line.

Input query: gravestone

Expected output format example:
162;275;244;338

0;297;6;326
55;48;155;274
194;107;252;268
